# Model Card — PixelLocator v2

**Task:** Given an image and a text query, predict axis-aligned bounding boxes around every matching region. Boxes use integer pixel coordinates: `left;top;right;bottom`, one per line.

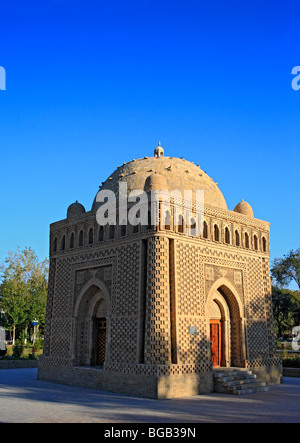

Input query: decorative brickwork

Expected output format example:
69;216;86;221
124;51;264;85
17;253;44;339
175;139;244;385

38;149;281;398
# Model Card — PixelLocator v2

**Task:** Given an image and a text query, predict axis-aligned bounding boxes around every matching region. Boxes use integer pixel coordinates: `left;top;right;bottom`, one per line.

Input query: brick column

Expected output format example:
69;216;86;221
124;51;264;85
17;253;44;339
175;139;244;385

144;236;172;365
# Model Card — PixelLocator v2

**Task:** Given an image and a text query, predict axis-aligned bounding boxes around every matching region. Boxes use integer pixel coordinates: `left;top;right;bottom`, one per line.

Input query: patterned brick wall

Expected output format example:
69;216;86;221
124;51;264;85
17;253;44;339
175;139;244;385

144;236;171;365
41;217;279;378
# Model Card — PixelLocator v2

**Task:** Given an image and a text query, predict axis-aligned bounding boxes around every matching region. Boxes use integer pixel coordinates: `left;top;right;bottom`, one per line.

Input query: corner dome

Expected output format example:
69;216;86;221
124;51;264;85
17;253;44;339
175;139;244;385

67;201;86;218
234;199;254;218
144;173;168;192
92;145;227;211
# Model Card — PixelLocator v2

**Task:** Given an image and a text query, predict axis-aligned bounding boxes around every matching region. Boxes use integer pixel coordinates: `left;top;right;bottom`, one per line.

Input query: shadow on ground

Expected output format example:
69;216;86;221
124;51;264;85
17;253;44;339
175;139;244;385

0;369;299;423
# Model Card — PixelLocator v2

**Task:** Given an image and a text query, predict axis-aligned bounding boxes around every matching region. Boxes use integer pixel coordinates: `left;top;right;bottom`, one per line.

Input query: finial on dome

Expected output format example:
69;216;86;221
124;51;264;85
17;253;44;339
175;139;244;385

154;141;164;158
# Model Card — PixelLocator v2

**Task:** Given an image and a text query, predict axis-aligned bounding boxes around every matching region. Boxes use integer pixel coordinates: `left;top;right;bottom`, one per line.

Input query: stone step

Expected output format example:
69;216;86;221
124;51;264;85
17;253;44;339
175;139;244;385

213;368;269;395
227;381;266;390
214;374;256;383
231;386;269;395
222;378;261;387
214;370;253;378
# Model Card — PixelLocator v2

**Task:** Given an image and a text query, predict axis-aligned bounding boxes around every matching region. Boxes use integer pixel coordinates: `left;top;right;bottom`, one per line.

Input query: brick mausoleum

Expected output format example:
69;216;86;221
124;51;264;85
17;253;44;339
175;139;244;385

38;143;282;398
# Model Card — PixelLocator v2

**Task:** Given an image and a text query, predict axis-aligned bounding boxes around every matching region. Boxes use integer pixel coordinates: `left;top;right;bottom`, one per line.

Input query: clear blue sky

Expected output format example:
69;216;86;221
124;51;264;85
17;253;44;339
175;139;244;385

0;0;299;285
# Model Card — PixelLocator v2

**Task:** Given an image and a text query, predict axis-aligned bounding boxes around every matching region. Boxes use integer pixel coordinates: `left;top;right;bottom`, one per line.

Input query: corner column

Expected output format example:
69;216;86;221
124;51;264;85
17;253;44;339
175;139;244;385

144;236;172;365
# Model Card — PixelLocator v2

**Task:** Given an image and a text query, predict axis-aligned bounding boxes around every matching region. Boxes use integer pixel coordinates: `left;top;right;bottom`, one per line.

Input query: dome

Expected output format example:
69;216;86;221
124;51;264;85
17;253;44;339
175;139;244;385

92;146;227;211
144;173;168;192
67;201;86;218
234;199;254;218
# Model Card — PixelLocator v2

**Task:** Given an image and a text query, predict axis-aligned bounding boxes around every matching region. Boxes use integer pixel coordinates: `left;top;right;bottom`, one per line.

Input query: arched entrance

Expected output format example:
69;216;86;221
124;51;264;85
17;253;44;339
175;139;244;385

72;278;110;367
207;279;245;368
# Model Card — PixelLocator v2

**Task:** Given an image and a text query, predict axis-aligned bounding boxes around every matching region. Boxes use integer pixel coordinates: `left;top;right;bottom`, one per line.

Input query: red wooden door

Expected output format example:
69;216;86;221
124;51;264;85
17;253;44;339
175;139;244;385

96;318;107;366
210;320;221;367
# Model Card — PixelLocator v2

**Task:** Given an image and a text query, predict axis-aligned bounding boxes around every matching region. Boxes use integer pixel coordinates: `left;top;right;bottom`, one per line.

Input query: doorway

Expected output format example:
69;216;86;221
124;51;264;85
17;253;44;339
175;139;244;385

207;283;245;368
210;319;221;367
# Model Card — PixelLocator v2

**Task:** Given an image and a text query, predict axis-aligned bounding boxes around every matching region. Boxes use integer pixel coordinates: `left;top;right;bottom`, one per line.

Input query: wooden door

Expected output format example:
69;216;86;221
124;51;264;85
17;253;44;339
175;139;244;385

96;318;107;366
210;320;221;367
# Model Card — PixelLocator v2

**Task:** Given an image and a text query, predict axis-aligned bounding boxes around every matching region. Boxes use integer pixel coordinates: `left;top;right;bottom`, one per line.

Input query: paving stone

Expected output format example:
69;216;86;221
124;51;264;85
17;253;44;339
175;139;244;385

0;369;299;423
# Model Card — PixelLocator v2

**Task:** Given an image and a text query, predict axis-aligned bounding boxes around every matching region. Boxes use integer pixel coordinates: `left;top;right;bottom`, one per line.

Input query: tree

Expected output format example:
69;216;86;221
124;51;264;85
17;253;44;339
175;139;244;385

271;248;300;290
0;247;48;343
272;286;300;337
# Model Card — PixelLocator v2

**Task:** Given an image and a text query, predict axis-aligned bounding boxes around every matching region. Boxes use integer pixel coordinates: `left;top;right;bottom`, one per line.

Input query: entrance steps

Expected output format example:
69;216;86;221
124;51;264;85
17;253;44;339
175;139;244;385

213;367;269;395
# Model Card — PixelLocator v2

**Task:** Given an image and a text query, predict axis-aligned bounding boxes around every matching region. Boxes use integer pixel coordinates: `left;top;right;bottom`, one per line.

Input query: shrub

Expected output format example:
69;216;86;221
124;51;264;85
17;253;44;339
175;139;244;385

12;340;24;358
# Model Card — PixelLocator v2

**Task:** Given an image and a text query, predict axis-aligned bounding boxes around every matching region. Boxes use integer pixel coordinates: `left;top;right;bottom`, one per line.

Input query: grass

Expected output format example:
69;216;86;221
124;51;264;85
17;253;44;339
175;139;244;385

3;344;43;360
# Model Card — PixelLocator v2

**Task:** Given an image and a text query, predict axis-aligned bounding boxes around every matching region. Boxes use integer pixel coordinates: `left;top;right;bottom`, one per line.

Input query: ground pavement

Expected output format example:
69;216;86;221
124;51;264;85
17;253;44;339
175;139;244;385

0;368;299;423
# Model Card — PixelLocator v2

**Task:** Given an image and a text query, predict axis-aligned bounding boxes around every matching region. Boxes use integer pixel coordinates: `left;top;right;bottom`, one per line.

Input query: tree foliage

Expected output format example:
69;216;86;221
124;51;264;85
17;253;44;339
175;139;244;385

0;247;48;339
271;247;300;337
272;286;300;337
271;248;300;290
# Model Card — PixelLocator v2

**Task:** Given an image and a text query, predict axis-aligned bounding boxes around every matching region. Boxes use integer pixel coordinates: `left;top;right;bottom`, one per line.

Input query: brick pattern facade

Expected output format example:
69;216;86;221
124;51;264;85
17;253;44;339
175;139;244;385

38;153;281;397
39;202;281;396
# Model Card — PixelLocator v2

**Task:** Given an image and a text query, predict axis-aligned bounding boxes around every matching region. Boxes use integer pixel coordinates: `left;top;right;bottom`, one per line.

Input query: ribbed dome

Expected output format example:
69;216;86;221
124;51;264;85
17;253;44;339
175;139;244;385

92;153;227;211
67;201;86;218
234;199;254;218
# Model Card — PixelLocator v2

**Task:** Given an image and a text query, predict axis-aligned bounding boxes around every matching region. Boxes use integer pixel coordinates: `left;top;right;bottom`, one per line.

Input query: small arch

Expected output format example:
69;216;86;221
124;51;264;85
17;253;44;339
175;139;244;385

89;228;94;245
79;230;84;247
254;234;258;250
147;210;152;229
98;226;104;242
53;237;57;253
108;225;115;240
61;235;66;251
214;224;220;242
225;227;230;244
203;220;208;239
189;216;196;235
235;230;240;246
244;232;250;249
120;221;127;237
177;214;184;233
69;232;75;249
164;210;171;230
262;236;267;252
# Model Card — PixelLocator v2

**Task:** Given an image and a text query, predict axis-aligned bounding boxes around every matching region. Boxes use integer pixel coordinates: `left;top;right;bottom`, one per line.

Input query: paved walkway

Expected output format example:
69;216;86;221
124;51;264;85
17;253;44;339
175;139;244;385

0;369;299;423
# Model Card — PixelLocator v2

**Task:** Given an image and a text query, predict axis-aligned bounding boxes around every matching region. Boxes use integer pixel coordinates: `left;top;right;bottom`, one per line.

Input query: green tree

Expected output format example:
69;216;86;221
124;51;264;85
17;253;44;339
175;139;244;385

271;248;300;290
0;247;48;343
272;286;300;337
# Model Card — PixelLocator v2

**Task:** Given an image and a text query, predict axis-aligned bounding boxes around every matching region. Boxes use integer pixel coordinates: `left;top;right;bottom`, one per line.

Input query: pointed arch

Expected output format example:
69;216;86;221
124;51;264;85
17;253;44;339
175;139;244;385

206;277;246;368
72;277;111;367
207;278;244;319
73;277;111;318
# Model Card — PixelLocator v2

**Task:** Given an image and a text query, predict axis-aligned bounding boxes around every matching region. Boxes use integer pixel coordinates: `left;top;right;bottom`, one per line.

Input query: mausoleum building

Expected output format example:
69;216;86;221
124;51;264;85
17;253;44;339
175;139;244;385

38;143;282;398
